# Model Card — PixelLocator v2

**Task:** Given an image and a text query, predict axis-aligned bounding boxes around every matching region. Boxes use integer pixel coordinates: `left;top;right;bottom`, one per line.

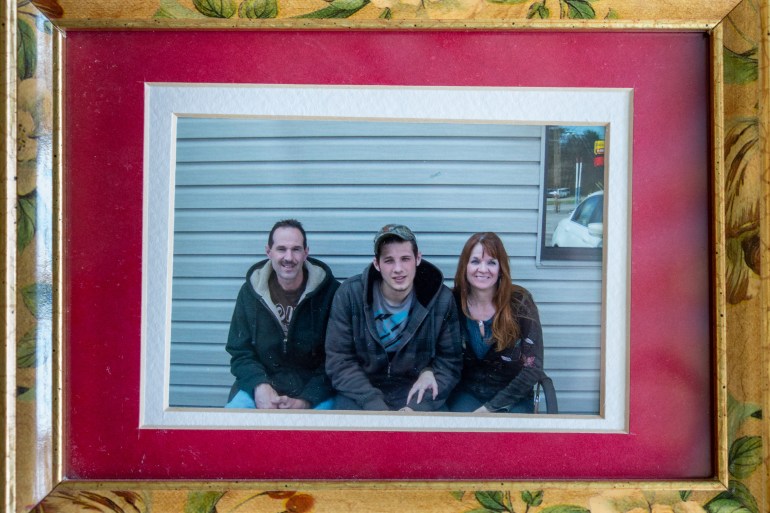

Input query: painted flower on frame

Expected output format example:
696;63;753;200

17;110;37;163
588;491;706;513
17;78;53;196
18;78;53;135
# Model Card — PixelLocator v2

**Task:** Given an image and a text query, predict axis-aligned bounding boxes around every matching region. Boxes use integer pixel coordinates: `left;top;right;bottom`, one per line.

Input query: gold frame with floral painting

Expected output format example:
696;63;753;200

2;0;768;512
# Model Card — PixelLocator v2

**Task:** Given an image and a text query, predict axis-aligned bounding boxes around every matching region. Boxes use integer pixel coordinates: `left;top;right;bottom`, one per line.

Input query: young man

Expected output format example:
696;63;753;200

325;224;462;411
225;219;339;409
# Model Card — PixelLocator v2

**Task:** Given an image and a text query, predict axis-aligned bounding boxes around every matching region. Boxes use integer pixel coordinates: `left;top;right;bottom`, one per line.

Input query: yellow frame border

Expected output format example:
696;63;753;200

4;1;769;512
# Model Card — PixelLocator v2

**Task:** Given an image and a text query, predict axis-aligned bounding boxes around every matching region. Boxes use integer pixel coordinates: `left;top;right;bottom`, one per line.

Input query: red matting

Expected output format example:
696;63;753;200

64;31;712;480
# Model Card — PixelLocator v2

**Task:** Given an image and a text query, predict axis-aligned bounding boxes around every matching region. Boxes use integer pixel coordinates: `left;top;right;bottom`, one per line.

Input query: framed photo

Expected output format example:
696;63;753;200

4;1;767;512
142;84;630;432
62;29;711;480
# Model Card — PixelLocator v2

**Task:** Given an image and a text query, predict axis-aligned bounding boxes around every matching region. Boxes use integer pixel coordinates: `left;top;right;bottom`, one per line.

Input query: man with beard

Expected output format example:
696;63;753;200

225;219;339;409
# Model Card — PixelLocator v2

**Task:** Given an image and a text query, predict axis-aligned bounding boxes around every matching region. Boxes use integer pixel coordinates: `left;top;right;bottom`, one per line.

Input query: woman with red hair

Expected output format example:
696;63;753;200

449;232;546;413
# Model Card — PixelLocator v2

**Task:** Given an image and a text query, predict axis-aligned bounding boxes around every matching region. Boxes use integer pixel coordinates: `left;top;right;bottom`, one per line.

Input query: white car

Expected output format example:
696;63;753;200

551;191;603;248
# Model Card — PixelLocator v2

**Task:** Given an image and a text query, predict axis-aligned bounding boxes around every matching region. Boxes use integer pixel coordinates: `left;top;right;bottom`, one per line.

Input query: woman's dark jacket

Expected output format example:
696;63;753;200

454;287;545;412
325;260;462;411
225;257;339;406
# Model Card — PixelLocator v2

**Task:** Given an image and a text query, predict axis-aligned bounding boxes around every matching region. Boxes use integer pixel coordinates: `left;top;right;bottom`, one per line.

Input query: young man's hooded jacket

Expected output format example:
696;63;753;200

325;260;462;411
226;256;339;407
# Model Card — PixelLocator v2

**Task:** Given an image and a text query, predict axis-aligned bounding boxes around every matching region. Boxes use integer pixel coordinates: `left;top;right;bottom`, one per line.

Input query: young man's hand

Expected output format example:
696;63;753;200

276;397;310;409
255;384;311;409
406;369;438;405
254;383;282;409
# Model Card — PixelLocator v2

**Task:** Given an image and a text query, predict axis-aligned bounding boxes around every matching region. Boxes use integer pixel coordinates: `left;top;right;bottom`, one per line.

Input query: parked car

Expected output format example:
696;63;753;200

547;187;570;198
551;191;603;248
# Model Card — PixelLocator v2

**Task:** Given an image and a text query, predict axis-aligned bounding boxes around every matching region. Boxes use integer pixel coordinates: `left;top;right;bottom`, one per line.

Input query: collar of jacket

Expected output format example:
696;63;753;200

247;257;330;312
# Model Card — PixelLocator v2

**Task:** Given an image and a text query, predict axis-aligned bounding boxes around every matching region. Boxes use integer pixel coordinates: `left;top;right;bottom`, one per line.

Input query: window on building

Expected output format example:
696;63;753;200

540;125;606;263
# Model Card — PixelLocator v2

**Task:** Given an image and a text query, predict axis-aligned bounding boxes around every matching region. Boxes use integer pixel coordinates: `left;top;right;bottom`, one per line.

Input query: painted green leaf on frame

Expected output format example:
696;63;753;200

21;282;52;319
723;47;758;85
705;481;759;513
705;498;754;513
295;0;369;19
527;1;549;18
17;328;37;368
17;386;36;401
184;491;226;513
562;0;595;19
522;491;544;507
194;0;238;17
727;394;761;446
239;0;279;18
155;0;207;18
17;192;36;252
487;0;528;6
728;436;762;479
724;481;759;513
17;18;36;80
474;492;510;512
540;506;591;513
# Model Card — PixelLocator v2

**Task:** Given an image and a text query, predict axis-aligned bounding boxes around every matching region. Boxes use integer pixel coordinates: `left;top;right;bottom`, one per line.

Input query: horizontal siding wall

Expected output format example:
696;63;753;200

169;117;603;414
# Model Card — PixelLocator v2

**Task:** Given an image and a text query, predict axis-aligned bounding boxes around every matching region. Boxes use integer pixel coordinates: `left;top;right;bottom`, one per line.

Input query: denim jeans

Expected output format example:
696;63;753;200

447;389;534;413
224;389;335;410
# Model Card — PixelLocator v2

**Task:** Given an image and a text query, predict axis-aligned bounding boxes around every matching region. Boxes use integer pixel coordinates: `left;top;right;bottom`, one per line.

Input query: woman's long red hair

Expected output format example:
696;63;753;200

454;232;523;351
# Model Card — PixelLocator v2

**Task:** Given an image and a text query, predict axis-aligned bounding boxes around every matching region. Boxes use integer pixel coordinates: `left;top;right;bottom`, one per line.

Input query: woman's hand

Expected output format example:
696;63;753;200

406;370;438;405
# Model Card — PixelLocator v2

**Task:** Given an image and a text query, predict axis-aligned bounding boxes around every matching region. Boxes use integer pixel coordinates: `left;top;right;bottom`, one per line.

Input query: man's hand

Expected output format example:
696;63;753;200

276;396;310;409
254;383;282;409
406;369;438;406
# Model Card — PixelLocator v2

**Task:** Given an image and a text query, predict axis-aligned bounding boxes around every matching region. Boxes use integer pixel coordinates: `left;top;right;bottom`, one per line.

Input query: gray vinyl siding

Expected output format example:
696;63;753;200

169;117;602;414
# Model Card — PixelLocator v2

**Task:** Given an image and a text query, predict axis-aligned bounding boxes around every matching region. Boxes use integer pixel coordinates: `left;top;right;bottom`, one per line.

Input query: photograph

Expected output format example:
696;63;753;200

140;84;631;432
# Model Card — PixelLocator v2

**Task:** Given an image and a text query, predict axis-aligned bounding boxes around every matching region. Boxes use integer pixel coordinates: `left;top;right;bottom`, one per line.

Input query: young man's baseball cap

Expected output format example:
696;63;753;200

373;224;416;255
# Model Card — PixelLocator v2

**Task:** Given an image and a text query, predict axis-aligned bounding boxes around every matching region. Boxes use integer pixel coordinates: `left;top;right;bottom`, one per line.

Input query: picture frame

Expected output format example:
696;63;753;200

3;1;767;512
63;29;712;480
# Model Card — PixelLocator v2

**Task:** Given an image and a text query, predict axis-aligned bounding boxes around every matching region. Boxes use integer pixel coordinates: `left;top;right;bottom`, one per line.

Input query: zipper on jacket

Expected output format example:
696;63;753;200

258;296;291;354
280;287;317;356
